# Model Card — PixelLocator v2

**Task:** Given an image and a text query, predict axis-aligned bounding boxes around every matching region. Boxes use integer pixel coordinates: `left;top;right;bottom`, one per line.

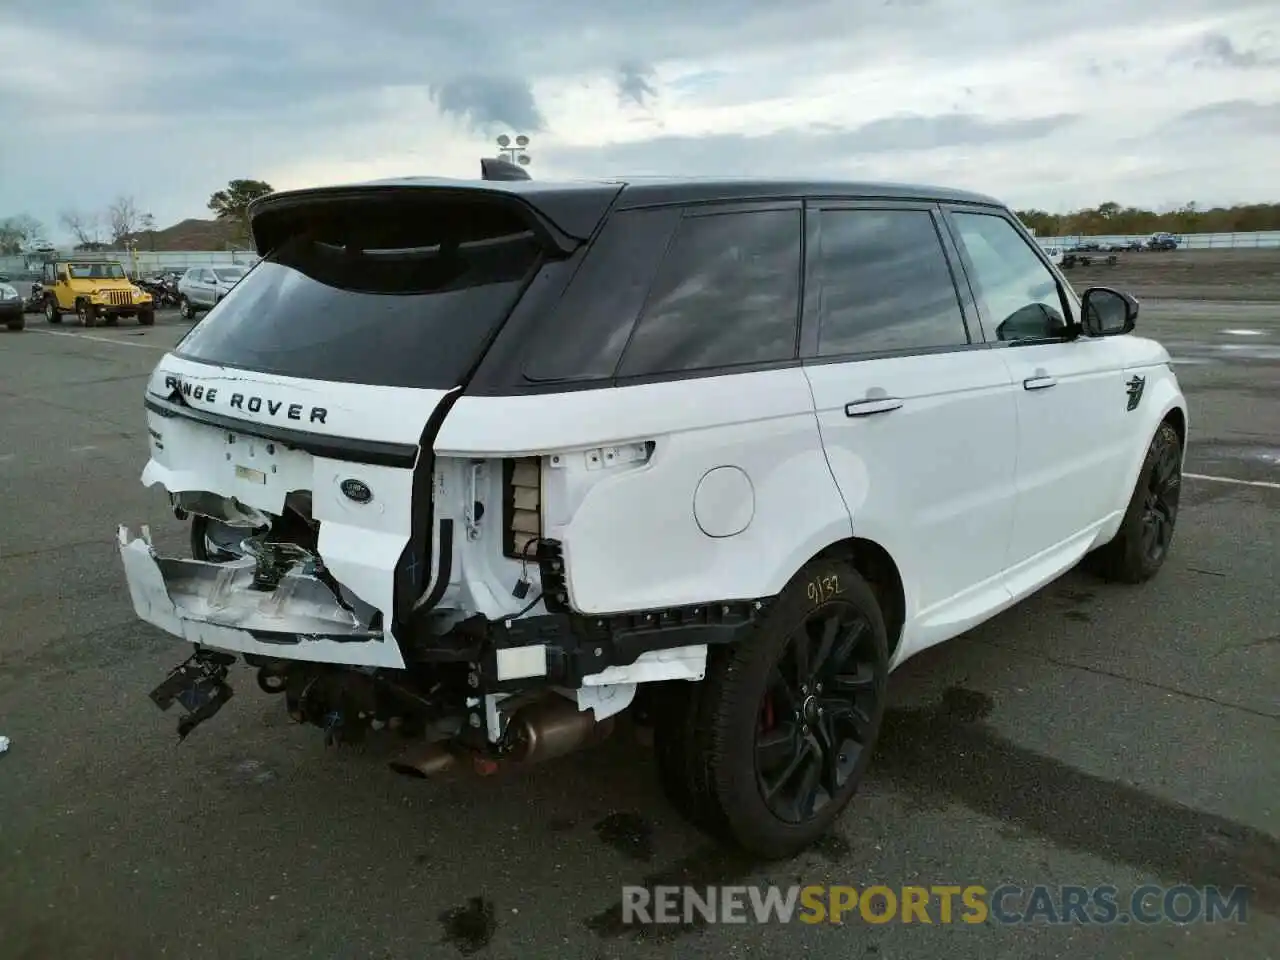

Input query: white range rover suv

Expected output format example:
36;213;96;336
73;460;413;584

118;161;1187;859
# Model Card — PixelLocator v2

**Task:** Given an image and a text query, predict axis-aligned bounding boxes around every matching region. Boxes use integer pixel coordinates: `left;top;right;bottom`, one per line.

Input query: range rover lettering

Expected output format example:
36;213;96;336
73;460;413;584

117;161;1187;859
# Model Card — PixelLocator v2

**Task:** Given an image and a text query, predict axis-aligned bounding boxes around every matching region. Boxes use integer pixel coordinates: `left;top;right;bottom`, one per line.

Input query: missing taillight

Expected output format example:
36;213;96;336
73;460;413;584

503;456;542;559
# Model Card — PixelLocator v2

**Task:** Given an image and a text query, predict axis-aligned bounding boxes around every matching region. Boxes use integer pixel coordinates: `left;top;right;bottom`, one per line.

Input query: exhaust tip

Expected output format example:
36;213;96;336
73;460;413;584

389;741;457;779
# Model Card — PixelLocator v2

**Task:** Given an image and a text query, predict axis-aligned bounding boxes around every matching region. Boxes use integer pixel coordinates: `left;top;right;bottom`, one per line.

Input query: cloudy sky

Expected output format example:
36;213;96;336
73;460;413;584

2;0;1278;242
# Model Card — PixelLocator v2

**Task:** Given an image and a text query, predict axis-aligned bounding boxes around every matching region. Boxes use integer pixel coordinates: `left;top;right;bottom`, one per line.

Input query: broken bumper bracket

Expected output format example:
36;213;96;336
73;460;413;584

150;649;236;741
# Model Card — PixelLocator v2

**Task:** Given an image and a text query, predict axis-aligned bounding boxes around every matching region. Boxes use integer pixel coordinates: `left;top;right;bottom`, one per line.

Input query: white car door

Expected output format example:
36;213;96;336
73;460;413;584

801;201;1020;657
941;206;1131;594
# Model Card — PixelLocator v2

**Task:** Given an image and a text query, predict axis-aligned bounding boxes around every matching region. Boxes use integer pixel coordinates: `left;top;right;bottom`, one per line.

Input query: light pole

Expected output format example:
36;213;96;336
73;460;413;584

496;134;531;168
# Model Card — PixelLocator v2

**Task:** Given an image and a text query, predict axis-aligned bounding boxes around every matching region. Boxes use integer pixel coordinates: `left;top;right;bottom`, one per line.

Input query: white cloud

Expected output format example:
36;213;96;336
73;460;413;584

1;0;1277;241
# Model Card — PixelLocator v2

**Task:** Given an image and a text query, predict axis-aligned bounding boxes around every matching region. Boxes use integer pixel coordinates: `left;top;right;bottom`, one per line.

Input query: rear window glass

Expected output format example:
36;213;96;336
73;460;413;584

174;196;546;389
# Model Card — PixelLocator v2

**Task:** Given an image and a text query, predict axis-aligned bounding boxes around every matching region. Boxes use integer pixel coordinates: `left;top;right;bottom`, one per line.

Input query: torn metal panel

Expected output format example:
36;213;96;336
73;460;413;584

117;525;407;669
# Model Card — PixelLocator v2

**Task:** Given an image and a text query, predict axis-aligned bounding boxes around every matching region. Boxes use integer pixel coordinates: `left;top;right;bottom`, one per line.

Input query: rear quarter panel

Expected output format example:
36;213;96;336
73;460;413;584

435;369;852;614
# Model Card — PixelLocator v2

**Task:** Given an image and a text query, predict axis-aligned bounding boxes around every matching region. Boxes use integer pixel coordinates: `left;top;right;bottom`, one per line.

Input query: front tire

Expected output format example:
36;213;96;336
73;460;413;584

76;300;97;328
45;297;62;323
1087;421;1182;583
138;307;155;326
657;558;890;859
5;315;24;331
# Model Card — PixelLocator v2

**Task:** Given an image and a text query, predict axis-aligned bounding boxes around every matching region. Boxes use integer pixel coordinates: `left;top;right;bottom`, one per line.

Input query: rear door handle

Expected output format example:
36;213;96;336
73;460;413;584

1023;375;1057;391
844;397;904;417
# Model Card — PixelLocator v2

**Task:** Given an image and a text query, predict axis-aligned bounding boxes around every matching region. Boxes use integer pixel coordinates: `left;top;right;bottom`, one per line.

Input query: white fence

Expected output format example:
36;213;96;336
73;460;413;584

0;249;259;279
1036;231;1280;250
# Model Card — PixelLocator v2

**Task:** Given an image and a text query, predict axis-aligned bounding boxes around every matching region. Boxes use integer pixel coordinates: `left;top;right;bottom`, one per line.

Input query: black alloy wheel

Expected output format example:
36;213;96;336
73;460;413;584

1140;428;1181;566
1085;420;1183;583
755;601;880;825
652;558;890;859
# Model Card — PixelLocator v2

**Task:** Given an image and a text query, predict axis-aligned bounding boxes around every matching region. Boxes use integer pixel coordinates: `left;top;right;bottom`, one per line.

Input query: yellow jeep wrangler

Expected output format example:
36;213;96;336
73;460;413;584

42;258;155;328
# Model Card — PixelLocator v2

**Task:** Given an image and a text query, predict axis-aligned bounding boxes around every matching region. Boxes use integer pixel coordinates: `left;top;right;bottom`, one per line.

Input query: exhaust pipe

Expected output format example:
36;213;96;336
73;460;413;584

504;695;615;764
389;741;457;778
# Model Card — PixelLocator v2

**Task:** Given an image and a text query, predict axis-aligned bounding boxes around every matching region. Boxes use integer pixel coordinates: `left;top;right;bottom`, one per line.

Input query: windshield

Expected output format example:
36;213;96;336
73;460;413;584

213;268;245;282
68;263;126;280
174;195;547;389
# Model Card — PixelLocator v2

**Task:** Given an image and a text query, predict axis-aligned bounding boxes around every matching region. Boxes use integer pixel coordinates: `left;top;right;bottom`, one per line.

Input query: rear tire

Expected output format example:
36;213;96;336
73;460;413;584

179;296;194;320
1087;421;1182;583
658;558;889;860
653;679;729;840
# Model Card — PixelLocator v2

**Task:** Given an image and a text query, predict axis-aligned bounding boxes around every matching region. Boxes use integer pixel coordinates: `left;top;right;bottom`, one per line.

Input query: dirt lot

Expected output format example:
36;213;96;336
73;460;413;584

1067;248;1280;301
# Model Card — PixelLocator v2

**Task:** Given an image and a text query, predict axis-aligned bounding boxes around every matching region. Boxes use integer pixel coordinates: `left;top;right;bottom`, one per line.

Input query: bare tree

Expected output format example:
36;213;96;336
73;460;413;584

60;209;102;247
107;195;142;246
0;214;44;254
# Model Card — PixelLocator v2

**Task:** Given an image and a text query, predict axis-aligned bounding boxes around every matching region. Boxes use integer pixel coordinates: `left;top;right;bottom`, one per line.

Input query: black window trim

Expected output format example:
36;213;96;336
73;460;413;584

465;193;1096;397
609;198;807;387
798;199;987;367
937;203;1079;349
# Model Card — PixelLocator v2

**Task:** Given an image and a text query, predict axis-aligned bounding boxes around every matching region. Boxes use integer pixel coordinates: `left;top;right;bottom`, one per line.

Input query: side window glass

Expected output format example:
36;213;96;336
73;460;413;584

950;212;1069;342
814;209;969;357
523;207;680;382
616;208;802;378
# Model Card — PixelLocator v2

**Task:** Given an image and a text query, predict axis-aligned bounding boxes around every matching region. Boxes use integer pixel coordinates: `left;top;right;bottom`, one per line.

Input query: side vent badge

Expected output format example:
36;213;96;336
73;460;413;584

340;478;373;504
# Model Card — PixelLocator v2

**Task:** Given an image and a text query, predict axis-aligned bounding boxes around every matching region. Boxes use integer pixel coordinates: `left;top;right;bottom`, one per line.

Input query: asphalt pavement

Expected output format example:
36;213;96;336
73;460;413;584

0;303;1276;960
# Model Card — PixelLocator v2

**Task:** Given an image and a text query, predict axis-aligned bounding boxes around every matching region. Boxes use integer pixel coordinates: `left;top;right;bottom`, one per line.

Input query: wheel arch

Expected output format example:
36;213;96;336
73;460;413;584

810;536;906;661
1162;403;1187;455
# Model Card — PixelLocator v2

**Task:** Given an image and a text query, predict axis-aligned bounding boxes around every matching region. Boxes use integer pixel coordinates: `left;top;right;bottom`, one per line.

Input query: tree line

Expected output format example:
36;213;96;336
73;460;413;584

0;178;274;255
1015;201;1280;238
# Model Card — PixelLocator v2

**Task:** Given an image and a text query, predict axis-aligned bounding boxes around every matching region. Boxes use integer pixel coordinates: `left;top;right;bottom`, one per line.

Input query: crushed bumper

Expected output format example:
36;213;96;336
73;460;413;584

117;525;407;669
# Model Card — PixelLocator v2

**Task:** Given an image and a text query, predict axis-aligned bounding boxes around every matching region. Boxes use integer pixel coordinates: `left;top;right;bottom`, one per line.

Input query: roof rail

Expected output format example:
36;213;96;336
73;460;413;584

480;157;531;182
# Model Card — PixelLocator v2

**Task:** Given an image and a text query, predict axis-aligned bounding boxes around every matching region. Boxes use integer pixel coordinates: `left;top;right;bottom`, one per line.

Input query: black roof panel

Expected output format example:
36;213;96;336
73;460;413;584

611;176;1004;209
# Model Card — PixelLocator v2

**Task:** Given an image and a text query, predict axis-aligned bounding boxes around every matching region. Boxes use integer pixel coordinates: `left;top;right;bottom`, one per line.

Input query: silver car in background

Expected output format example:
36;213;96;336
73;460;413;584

177;265;248;319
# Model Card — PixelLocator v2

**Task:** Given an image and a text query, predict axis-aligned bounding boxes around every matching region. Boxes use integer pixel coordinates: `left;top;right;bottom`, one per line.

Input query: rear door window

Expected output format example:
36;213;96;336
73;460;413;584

174;195;549;389
811;207;970;358
615;206;802;379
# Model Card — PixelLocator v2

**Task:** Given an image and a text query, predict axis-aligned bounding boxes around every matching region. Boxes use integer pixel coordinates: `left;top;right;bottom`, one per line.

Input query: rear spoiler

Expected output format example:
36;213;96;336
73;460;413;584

480;157;531;182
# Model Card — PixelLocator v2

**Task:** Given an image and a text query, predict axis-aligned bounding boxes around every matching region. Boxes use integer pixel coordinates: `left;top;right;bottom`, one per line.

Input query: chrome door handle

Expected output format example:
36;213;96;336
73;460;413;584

1023;375;1057;391
845;397;904;417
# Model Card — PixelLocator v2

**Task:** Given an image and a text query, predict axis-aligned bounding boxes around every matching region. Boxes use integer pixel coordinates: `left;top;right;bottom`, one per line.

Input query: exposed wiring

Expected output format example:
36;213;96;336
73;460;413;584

513;591;544;619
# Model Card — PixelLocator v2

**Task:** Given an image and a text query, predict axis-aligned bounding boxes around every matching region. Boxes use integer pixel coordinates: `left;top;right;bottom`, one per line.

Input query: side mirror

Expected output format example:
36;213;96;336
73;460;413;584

1080;286;1137;337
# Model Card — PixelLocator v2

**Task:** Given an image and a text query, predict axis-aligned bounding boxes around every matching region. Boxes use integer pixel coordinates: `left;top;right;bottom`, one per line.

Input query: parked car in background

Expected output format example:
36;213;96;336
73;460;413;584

41;257;155;327
1;278;24;330
177;265;249;319
1146;233;1179;251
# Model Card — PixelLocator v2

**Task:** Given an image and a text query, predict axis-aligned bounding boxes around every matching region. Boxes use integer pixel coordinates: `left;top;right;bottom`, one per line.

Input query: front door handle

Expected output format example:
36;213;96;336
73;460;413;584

845;397;904;417
1023;375;1057;391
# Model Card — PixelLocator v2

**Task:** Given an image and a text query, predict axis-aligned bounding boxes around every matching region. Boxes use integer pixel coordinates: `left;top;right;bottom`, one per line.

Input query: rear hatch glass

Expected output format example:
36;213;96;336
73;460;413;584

174;194;548;389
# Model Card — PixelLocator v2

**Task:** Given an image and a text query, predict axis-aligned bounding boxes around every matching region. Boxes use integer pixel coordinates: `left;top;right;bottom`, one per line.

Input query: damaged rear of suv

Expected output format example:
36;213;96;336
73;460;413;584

119;164;1186;859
